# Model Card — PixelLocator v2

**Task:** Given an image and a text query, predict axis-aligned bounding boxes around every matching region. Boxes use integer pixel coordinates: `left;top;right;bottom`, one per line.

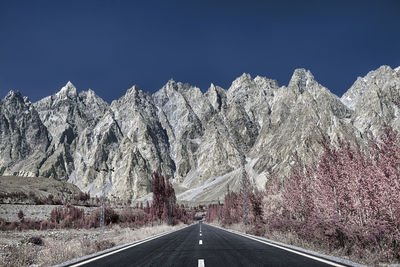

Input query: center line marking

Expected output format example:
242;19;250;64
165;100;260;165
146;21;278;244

200;233;202;236
199;240;203;245
198;259;205;267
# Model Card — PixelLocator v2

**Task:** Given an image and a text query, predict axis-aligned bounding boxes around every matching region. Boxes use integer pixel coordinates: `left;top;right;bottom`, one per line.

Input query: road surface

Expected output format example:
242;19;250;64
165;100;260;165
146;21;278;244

68;222;348;267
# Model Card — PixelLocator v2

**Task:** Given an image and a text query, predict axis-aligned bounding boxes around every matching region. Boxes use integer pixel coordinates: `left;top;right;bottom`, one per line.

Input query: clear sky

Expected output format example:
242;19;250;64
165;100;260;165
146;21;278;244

0;0;399;102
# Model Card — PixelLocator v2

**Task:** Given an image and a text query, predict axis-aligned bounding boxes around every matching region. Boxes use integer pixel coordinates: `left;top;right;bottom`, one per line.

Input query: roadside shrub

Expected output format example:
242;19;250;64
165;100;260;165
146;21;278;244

43;194;63;205
7;221;19;230
118;206;148;227
0;218;6;230
28;236;43;246
247;221;266;237
26;191;45;205
94;240;115;252
40;219;56;230
85;206;119;228
74;192;90;202
50;205;85;228
20;219;40;230
17;210;24;221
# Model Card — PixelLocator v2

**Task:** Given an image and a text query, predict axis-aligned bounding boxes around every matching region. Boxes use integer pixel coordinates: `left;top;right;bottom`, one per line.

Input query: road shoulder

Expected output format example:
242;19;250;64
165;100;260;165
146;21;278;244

56;224;193;267
205;223;364;267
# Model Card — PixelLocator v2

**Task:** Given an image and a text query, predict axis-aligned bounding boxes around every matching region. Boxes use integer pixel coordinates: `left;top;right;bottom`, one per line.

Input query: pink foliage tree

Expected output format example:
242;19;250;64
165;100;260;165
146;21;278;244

269;127;400;260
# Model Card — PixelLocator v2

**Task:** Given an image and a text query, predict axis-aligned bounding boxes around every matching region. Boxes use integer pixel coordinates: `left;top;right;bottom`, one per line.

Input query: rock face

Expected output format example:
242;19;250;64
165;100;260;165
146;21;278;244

0;91;51;177
0;65;399;203
33;82;109;180
249;69;356;188
341;66;400;135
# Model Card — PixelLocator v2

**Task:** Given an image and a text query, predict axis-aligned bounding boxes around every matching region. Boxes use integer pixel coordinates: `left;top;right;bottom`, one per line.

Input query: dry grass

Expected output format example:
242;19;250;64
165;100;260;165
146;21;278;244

0;223;186;267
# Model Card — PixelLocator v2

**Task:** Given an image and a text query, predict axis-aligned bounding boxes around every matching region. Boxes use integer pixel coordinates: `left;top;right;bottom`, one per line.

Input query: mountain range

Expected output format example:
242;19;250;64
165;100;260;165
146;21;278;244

1;65;399;203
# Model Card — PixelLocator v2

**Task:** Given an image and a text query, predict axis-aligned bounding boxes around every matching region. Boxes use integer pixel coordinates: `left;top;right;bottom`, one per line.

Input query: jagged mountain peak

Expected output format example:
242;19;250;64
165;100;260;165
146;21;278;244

341;65;399;110
2;90;32;112
57;81;77;98
206;83;225;95
112;85;155;111
77;89;106;108
162;79;199;94
229;73;278;95
230;73;252;89
79;88;101;99
126;84;141;94
153;79;204;111
4;90;24;102
205;83;226;112
254;76;279;89
85;88;95;96
123;85;147;99
288;68;315;93
66;80;74;87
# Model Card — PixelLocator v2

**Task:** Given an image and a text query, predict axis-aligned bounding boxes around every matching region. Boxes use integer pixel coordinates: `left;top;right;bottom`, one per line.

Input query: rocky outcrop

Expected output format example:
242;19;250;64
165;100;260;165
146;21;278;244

33;82;109;179
341;65;400;135
153;80;210;182
0;91;51;176
249;69;356;188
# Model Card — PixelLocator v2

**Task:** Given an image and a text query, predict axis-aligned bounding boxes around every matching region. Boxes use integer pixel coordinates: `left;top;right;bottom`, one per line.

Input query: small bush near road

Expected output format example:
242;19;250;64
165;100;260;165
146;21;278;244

94;240;115;252
28;236;43;245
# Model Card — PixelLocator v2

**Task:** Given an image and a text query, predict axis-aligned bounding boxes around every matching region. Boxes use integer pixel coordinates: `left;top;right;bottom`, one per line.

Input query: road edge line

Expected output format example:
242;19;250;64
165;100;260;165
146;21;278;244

55;223;193;267
205;223;364;267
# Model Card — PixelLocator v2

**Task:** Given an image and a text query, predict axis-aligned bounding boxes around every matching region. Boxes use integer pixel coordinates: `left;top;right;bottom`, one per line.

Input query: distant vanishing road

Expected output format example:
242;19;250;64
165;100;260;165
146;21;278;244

66;222;350;267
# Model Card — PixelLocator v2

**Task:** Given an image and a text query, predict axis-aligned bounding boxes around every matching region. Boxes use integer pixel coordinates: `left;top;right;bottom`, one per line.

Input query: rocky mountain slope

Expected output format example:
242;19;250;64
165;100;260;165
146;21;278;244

1;66;399;203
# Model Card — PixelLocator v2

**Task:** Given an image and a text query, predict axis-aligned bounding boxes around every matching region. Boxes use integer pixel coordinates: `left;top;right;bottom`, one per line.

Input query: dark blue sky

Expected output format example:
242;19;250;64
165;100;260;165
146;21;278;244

1;0;399;102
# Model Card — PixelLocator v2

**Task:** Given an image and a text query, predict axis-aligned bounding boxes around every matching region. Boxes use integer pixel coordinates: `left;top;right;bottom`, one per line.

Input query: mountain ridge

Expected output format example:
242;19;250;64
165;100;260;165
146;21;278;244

1;65;399;203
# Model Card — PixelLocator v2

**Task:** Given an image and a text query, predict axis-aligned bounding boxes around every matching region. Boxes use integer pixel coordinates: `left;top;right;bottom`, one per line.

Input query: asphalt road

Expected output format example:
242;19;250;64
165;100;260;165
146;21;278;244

70;222;345;267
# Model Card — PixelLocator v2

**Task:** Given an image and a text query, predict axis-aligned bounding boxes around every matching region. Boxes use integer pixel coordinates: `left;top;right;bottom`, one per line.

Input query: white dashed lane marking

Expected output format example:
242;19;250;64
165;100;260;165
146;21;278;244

199;240;203;245
198;259;205;267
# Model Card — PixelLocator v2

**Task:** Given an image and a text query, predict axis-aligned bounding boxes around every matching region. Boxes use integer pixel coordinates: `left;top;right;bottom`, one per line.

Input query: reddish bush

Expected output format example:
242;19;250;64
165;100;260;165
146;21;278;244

85;206;119;228
247;221;266;236
20;219;40;230
151;172;180;225
7;221;19;230
74;192;90;202
49;205;85;228
118;207;147;227
17;210;24;221
40;219;56;230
